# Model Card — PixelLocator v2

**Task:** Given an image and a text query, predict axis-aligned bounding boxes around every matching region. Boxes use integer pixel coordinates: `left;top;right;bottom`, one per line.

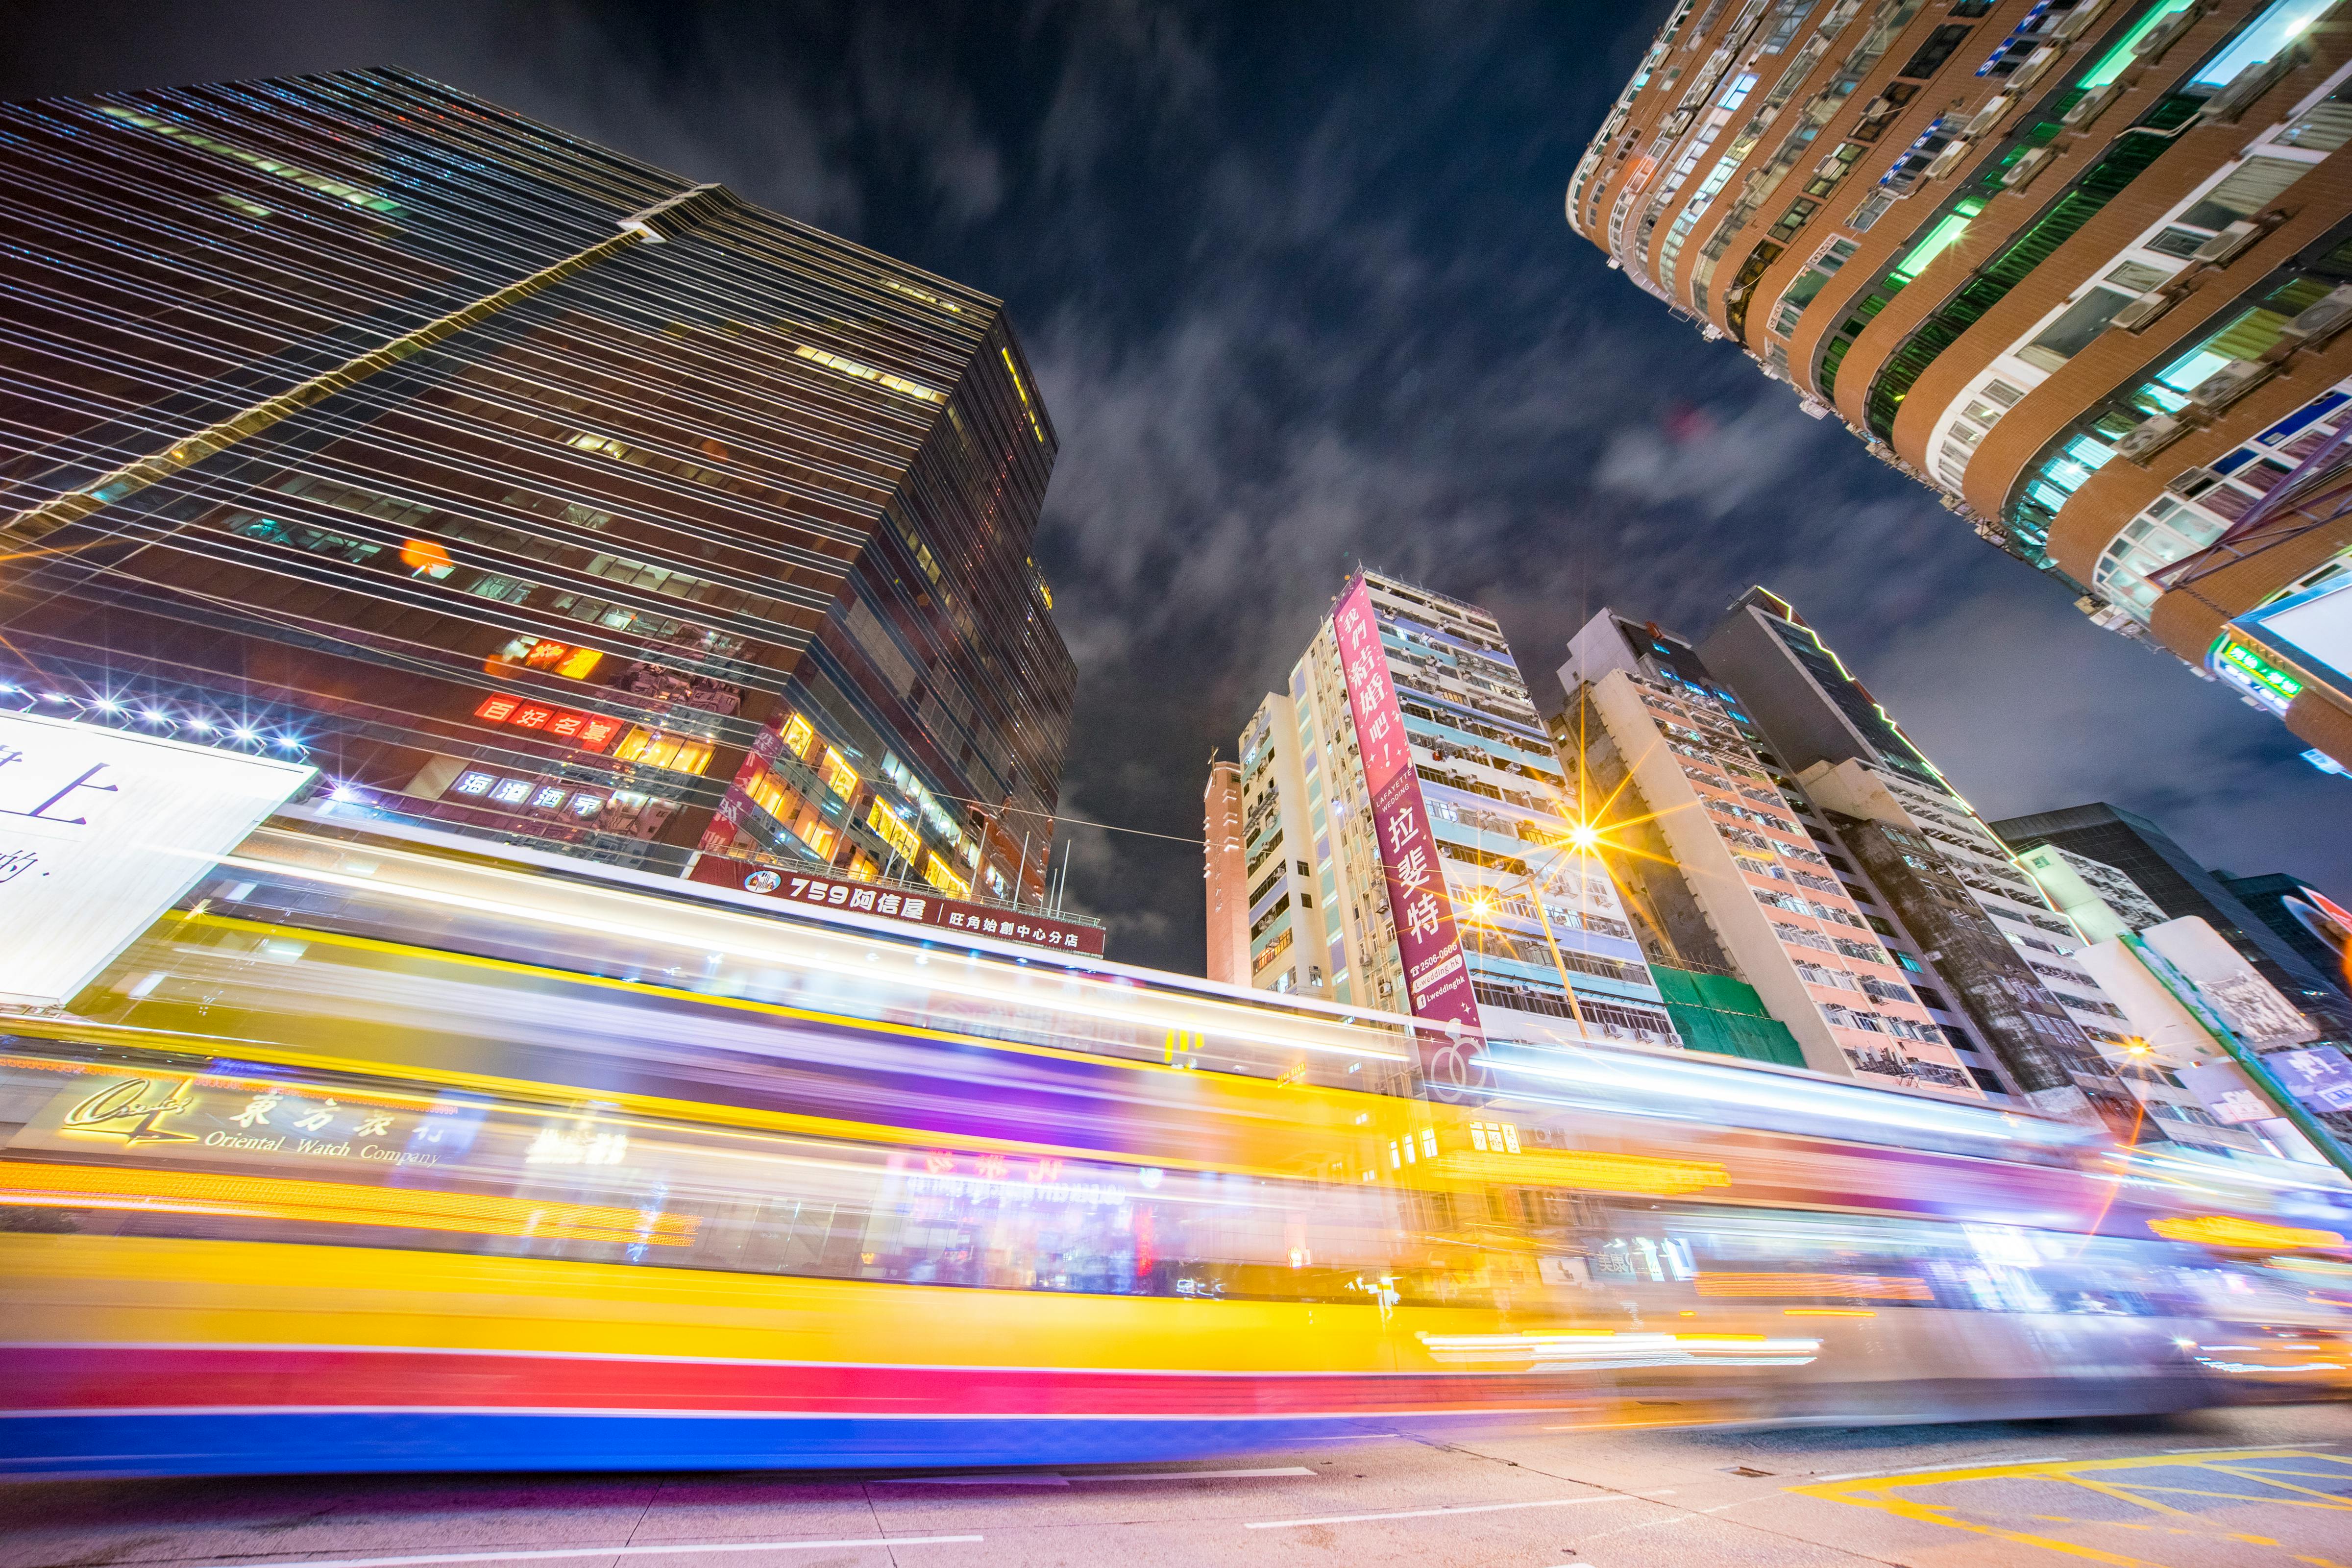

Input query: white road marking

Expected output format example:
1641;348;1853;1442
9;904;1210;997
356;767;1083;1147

1246;1494;1639;1529
2159;1442;2337;1453
1080;1467;1318;1480
1809;1454;2074;1483
190;1539;982;1568
877;1465;1315;1486
875;1476;1072;1487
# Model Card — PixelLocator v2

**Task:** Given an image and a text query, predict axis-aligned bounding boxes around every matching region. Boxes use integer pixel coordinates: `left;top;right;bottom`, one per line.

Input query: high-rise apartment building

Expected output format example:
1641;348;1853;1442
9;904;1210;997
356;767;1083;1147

1687;589;2198;1133
1559;614;1987;1098
1992;801;2352;1029
1203;756;1250;985
0;70;1074;912
1571;0;2352;770
1213;574;1676;1051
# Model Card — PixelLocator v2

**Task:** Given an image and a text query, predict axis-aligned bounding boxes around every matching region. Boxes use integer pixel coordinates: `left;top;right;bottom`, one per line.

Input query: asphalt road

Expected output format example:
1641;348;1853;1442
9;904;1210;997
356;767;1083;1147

9;1402;2351;1568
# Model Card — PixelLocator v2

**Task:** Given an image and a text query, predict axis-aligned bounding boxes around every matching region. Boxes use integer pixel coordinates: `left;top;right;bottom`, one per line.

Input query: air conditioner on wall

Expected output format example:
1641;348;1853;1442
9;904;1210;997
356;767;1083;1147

2188;358;2275;411
2189;219;2266;266
2200;49;2304;124
1965;94;2018;138
1925;140;1974;181
2166;464;2223;496
2009;45;2065;95
2133;3;2204;64
2111;289;2181;332
2278;284;2352;350
2063;83;2124;130
2113;415;2186;462
2003;147;2057;190
2052;0;2110;43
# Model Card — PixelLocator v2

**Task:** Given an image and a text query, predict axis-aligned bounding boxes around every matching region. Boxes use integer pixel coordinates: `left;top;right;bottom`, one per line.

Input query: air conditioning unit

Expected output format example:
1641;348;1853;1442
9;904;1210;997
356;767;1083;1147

2200;49;2303;124
2003;147;2057;190
2133;2;2203;63
2114;415;2186;462
2063;82;2124;129
2277;283;2352;349
1924;139;1974;181
2009;45;2064;94
2166;463;2222;495
1965;93;2018;137
2111;288;2182;332
2190;218;2265;266
2052;0;2110;42
2189;358;2274;410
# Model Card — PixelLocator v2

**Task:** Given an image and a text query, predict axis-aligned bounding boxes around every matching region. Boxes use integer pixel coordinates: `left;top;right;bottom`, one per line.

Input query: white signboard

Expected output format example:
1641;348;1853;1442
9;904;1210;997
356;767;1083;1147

0;710;313;1007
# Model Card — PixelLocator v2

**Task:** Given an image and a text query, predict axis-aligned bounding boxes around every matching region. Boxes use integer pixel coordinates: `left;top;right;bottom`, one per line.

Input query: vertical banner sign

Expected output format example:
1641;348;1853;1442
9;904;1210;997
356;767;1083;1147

0;710;314;1007
1332;578;1483;1058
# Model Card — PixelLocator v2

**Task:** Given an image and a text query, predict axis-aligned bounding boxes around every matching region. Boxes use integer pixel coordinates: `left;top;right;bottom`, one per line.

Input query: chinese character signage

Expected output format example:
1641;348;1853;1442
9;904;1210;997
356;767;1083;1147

2270;1044;2352;1114
1332;577;1482;1042
687;853;1106;955
0;710;314;1007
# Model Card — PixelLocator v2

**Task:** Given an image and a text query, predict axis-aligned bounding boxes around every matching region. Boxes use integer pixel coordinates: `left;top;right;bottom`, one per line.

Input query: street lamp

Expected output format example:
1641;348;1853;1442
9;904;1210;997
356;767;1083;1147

1462;827;1610;1038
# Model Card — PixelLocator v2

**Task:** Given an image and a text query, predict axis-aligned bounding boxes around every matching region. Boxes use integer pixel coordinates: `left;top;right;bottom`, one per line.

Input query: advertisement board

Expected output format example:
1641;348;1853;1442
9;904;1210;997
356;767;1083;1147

687;853;1106;956
2268;1044;2352;1114
1331;578;1483;1054
0;710;314;1008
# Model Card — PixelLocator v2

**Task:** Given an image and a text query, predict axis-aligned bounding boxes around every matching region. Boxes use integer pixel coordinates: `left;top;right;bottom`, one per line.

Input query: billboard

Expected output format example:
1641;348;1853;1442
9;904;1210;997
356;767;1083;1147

1332;578;1483;1056
687;854;1107;956
0;710;314;1007
2268;1045;2352;1115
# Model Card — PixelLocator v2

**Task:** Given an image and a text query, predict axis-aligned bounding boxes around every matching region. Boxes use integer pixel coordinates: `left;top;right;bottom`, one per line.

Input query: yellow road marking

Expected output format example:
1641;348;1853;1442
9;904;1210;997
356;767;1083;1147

1791;1448;2351;1566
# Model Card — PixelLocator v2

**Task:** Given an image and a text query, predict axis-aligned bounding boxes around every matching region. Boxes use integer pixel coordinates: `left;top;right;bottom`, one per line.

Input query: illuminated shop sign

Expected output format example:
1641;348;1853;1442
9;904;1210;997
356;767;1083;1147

0;710;313;1007
473;693;622;751
688;853;1105;954
2216;576;2351;718
1333;577;1484;1058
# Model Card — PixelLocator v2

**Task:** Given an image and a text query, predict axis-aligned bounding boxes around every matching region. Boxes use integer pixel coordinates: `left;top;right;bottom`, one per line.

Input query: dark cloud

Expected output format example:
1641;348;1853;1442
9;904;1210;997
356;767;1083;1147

4;0;2343;970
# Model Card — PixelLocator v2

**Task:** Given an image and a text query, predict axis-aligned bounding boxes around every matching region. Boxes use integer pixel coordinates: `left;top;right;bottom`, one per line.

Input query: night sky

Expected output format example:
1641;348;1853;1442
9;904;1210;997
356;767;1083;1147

6;0;2345;973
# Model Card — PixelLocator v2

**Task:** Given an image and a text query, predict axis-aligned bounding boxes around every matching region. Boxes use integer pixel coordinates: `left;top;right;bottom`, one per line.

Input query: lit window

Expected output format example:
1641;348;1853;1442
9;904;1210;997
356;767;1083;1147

2192;0;2335;90
792;346;946;405
924;853;973;900
452;771;496;796
567;432;636;460
781;712;816;758
612;728;713;775
868;799;922;860
821;746;858;799
400;538;453;577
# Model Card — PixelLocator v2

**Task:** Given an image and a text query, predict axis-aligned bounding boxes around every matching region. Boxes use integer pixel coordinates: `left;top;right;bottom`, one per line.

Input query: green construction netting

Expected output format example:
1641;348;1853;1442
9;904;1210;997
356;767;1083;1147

1649;964;1808;1069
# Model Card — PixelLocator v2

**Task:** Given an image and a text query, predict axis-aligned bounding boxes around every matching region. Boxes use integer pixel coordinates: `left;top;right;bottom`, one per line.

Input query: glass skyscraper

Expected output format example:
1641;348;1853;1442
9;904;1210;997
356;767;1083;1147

0;69;1073;905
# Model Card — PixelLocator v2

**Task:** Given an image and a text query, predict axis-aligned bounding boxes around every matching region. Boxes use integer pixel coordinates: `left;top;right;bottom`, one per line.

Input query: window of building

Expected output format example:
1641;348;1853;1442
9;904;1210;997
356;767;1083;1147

2179;155;2315;233
2016;287;2140;372
612;728;713;776
2193;0;2337;91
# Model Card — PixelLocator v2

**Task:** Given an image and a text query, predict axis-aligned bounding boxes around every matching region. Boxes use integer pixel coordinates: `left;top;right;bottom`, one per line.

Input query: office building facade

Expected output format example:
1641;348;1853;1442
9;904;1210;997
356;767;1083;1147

1571;0;2352;770
0;69;1074;911
2219;868;2352;981
1215;574;1676;1048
